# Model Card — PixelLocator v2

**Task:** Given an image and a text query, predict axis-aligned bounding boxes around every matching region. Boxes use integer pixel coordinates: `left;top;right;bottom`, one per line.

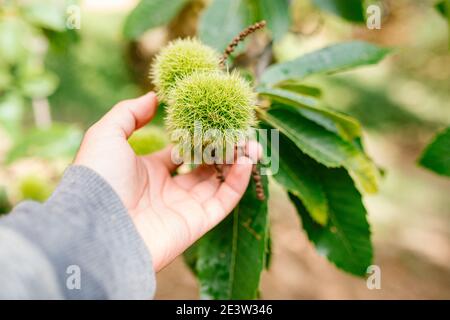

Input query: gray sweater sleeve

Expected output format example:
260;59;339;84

0;165;155;299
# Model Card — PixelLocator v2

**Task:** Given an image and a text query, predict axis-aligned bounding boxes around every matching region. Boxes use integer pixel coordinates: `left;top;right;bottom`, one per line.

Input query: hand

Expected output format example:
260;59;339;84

74;93;255;271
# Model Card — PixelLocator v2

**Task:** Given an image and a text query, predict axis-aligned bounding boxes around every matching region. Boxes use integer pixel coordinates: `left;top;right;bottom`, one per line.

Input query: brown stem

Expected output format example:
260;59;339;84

252;164;265;201
219;20;267;67
214;163;225;182
211;148;225;182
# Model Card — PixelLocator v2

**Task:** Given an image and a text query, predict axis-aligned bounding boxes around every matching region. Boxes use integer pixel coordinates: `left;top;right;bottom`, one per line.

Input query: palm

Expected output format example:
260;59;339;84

74;93;254;271
123;143;252;271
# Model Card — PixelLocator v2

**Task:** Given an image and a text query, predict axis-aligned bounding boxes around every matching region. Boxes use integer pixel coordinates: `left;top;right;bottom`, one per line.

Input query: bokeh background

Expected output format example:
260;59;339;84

0;0;449;299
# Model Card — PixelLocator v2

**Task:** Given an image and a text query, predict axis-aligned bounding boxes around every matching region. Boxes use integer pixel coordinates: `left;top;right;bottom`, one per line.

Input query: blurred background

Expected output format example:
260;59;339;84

0;0;449;299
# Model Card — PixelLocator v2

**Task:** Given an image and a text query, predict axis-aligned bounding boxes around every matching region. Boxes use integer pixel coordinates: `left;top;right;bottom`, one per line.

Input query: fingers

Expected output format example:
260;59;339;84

173;164;216;190
92;92;158;138
203;156;253;227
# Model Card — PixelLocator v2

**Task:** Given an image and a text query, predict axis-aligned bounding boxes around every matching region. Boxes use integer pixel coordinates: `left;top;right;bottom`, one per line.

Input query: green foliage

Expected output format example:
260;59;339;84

123;0;372;50
123;0;190;39
20;72;59;99
289;165;372;276
260;41;390;86
199;0;252;52
22;1;67;32
276;81;323;98
151;38;221;101
166;71;256;146
0;1;78;169
5;124;83;164
158;27;389;296
262;122;373;274
436;0;449;18
194;171;269;299
258;87;361;140
250;37;390;279
128;126;169;155
419;126;450;177
263;128;329;226
47;11;140;127
198;0;290;51
260;104;379;194
19;175;53;202
311;0;365;23
255;0;291;41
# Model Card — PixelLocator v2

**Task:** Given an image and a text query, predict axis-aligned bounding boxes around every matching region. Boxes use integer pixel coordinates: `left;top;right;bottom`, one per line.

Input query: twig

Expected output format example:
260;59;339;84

219;20;267;67
211;148;225;182
252;164;265;201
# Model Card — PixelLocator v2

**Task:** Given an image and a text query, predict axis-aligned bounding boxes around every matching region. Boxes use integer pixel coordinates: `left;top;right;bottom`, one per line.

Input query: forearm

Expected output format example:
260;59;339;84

0;166;155;299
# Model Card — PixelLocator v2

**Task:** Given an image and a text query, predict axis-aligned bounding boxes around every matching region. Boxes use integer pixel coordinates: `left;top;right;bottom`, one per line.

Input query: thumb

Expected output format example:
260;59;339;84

92;92;158;138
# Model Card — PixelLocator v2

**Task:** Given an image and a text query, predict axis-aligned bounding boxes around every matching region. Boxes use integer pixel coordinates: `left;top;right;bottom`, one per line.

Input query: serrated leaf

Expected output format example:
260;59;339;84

196;171;269;299
261;121;328;225
419;126;450;177
257;0;290;41
5;124;83;164
123;0;189;39
312;0;365;23
199;0;250;52
259;105;379;194
258;87;361;140
260;41;390;86
289;167;373;276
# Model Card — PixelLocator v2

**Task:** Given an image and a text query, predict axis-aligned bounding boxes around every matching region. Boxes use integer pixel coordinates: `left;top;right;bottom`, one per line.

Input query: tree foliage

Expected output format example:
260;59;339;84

119;0;394;299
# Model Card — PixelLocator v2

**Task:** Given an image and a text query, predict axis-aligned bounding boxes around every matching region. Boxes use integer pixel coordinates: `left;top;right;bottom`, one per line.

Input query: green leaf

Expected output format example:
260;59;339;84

260;41;390;86
258;87;361;140
199;0;250;52
257;0;290;41
312;0;365;23
123;0;189;39
20;71;59;98
436;1;449;17
276;81;322;98
289;167;373;276
5;124;83;164
23;3;66;32
259;105;379;194
419;126;450;177
261;121;329;225
196;171;269;299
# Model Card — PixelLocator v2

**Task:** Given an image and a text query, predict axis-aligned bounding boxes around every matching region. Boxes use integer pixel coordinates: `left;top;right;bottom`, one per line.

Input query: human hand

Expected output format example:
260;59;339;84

74;93;256;271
